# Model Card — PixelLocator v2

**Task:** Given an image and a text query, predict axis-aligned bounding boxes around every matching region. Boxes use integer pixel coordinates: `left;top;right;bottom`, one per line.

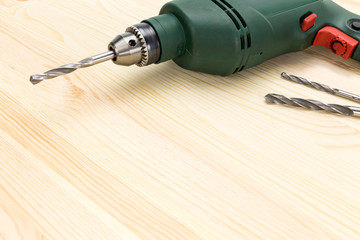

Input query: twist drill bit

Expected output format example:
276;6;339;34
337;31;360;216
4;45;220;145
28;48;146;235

30;51;115;85
265;94;360;117
281;72;360;104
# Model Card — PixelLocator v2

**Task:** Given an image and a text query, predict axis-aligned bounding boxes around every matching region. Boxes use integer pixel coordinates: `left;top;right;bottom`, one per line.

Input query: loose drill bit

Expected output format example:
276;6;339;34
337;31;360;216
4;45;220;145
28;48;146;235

265;94;360;117
281;72;360;104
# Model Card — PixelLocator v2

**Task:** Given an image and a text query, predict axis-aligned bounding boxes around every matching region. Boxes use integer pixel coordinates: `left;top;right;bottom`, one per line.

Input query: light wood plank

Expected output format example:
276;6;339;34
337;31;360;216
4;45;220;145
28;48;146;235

0;0;359;239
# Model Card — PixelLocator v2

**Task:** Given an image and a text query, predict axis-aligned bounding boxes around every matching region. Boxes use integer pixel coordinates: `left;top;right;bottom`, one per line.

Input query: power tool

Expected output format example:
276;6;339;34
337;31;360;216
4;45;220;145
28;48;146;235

30;0;360;84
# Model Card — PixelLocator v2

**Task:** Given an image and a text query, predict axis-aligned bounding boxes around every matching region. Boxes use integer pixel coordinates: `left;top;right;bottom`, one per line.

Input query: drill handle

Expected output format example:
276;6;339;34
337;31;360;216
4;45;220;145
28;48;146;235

311;0;360;62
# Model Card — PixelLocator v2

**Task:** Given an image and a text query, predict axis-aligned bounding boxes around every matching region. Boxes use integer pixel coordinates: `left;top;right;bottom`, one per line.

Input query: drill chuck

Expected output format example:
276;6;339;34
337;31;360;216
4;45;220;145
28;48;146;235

109;23;161;67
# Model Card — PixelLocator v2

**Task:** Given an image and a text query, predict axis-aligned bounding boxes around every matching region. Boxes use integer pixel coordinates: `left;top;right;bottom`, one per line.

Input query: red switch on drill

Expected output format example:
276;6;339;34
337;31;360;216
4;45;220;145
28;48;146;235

313;26;359;59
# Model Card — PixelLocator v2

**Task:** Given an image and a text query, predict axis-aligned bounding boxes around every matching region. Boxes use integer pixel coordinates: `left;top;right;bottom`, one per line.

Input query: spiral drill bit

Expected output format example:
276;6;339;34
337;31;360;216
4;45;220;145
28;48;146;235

265;94;360;117
30;51;115;85
281;72;360;104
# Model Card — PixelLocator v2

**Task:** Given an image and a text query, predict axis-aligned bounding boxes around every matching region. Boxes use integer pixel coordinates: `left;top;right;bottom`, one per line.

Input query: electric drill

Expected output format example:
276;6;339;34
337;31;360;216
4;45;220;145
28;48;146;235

30;0;360;84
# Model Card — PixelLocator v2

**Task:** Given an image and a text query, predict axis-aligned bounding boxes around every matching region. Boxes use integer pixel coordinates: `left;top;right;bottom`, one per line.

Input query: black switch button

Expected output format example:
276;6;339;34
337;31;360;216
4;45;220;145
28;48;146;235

350;21;360;31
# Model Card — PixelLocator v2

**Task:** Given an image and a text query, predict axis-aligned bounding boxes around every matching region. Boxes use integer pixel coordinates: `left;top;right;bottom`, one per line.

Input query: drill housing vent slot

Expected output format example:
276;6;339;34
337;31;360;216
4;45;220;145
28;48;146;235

211;0;248;30
211;0;251;73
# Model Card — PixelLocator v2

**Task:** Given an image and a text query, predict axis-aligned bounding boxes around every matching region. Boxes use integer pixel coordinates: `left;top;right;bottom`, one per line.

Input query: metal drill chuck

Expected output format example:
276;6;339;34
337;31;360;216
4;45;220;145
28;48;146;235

30;23;160;84
109;23;161;67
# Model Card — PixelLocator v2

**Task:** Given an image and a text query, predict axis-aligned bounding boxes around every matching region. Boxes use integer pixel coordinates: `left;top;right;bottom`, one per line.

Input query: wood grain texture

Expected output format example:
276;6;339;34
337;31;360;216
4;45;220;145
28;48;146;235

0;0;360;239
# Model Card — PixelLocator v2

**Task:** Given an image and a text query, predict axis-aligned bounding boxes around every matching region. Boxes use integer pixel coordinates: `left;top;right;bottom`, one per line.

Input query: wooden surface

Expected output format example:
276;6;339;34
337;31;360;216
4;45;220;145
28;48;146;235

1;0;360;239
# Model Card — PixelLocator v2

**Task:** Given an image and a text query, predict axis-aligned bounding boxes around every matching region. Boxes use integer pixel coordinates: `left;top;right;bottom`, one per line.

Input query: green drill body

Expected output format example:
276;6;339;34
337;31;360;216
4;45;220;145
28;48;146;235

145;0;360;75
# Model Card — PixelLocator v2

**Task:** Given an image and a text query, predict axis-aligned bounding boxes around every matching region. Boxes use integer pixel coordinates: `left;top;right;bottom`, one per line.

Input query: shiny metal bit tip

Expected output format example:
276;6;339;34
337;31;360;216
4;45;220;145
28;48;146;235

30;51;115;85
265;93;360;118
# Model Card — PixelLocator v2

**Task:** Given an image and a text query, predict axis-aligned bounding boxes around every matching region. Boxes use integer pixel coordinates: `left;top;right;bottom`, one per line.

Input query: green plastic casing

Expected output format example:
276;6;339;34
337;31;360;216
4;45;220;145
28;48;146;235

143;0;360;76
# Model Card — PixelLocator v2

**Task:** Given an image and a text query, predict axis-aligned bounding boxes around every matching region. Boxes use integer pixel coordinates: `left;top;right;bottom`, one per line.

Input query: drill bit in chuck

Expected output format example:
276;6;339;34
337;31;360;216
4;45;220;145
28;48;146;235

30;51;115;85
265;94;360;118
281;72;360;104
30;23;161;85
